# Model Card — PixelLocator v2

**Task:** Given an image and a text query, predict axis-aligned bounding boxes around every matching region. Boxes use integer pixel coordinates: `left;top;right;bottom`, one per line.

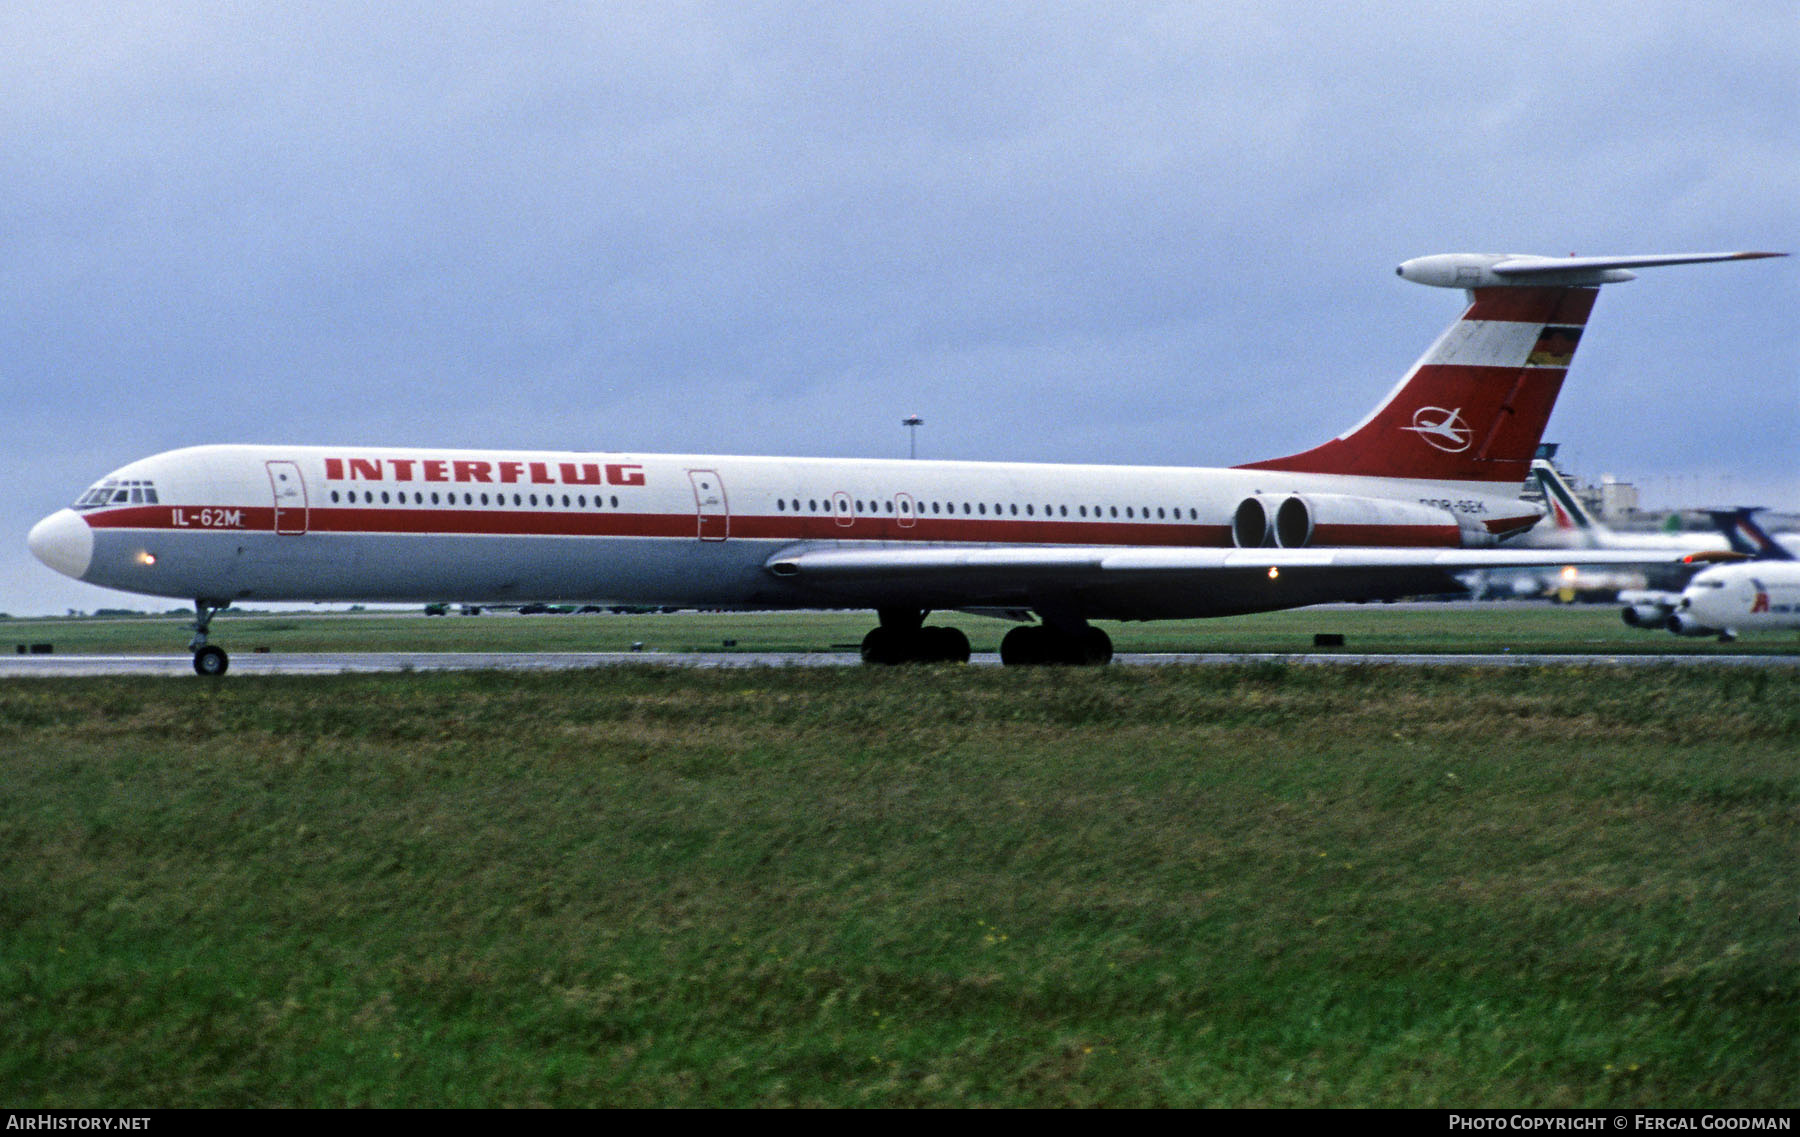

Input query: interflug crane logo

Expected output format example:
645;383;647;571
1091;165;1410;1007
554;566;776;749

1403;406;1472;453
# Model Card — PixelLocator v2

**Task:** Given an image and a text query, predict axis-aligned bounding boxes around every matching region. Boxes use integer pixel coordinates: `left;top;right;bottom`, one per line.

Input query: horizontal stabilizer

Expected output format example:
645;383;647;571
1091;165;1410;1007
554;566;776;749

1398;250;1784;289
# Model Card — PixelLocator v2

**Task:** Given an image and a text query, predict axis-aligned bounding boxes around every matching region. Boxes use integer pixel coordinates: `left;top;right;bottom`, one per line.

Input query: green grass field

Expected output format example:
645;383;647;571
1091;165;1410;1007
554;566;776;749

2;662;1795;1106
8;602;1800;657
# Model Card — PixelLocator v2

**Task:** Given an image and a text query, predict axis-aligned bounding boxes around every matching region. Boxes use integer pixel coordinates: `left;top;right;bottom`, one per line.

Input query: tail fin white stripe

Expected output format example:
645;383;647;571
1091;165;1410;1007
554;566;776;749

1420;319;1579;369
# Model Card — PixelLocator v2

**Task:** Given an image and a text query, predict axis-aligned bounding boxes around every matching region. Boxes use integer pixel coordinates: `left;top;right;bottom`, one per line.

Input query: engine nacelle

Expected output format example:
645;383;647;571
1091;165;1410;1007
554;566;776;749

1665;612;1718;637
1619;590;1679;630
1231;494;1287;548
1243;493;1465;548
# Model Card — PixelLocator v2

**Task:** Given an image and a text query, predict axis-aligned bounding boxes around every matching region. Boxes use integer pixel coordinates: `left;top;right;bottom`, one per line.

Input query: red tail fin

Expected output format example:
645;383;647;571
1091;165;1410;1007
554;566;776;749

1241;286;1597;483
1239;250;1783;484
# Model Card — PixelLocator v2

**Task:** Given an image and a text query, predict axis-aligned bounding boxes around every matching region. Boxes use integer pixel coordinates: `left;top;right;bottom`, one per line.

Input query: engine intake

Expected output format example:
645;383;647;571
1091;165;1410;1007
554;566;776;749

1234;493;1466;548
1231;495;1286;548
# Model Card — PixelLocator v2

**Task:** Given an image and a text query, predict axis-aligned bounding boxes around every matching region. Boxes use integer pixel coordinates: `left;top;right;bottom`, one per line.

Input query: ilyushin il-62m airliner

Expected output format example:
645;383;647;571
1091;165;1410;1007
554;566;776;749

28;250;1782;674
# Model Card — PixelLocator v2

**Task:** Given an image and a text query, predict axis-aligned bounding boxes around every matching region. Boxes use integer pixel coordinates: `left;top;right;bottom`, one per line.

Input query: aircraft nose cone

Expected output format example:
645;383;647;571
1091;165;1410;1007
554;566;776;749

28;509;94;580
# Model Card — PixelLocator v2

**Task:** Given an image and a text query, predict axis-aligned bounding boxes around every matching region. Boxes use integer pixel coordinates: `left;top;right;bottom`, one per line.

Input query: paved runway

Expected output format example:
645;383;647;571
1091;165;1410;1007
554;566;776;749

4;650;1797;676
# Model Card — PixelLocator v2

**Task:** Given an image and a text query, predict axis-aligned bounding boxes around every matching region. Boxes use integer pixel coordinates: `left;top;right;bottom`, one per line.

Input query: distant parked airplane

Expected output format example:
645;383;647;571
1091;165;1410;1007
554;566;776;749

1662;560;1800;641
1487;459;1730;601
1705;508;1798;562
29;250;1781;673
1623;509;1798;636
1529;460;1731;555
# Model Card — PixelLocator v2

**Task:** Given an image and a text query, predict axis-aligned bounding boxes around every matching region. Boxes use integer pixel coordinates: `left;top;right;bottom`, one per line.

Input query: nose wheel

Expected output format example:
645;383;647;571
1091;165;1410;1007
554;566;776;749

189;600;231;677
193;645;230;676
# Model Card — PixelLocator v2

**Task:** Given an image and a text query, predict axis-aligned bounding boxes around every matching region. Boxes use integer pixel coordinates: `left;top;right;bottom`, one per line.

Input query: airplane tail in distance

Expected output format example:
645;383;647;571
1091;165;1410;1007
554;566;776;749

1533;458;1606;539
1707;508;1796;561
1239;251;1784;484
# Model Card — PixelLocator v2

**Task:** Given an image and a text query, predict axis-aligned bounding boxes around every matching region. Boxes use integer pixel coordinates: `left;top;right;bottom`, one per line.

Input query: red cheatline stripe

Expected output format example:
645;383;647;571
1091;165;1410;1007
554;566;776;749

79;505;1477;548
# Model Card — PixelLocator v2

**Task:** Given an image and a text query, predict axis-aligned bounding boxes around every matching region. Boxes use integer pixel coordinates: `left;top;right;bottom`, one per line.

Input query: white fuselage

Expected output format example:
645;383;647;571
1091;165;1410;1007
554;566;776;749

1675;561;1800;634
33;443;1536;618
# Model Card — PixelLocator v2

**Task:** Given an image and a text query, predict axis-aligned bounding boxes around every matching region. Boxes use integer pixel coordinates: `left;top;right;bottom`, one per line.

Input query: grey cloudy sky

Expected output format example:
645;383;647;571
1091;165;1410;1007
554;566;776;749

3;1;1795;615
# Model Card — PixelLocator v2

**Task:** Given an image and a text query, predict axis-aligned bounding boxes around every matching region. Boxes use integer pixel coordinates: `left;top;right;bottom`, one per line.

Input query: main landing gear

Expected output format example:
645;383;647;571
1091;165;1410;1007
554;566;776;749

859;608;972;665
998;622;1114;666
189;600;230;677
857;608;1115;666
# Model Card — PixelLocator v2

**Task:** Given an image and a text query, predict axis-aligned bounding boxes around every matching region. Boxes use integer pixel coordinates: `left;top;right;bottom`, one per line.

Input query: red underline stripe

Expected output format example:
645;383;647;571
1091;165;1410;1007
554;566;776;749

81;505;1474;548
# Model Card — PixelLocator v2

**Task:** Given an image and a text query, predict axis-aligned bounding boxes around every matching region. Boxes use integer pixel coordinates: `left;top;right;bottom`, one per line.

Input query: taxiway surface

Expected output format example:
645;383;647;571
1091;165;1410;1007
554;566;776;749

3;650;1797;677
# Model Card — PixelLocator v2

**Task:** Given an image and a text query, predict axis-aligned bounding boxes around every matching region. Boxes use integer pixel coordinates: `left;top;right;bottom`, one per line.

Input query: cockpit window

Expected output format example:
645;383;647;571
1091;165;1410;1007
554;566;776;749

74;478;159;510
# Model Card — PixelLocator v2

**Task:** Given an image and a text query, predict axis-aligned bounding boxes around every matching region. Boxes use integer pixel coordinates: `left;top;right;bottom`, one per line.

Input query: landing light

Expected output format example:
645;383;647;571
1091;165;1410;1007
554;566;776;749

138;551;157;567
1268;566;1279;580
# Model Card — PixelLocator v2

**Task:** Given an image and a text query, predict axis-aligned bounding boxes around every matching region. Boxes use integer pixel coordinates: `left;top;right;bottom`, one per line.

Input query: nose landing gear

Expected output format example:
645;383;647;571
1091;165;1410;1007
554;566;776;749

189;600;231;676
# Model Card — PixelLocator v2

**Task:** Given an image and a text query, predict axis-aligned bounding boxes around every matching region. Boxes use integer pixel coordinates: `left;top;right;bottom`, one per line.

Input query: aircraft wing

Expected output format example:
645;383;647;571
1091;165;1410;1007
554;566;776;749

767;543;1723;577
764;543;1730;621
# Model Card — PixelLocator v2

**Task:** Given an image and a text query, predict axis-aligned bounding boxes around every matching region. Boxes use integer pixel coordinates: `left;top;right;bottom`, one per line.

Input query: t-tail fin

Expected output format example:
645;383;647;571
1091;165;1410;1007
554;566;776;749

1706;507;1796;561
1532;458;1608;540
1238;251;1784;483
